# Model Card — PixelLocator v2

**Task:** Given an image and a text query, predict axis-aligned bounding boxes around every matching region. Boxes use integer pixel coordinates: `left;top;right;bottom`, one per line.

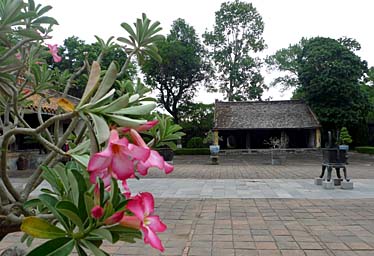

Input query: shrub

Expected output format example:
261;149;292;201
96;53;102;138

187;137;205;148
355;146;374;154
175;148;210;155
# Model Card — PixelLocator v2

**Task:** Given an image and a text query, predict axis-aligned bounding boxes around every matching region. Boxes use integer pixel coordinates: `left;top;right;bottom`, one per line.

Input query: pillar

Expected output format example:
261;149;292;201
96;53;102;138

316;128;321;148
213;130;219;145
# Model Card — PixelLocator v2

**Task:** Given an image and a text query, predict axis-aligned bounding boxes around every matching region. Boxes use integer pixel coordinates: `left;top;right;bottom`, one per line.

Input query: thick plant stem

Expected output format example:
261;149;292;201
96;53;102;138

21;117;79;201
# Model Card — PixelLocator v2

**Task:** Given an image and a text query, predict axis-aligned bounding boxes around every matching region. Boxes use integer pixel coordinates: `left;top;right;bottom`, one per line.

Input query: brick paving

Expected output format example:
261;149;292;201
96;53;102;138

144;153;374;179
1;152;374;255
2;198;374;255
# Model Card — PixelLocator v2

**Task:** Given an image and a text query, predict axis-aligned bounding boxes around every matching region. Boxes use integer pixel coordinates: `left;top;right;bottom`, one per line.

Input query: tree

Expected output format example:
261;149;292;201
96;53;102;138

142;18;206;123
203;0;266;101
50;36;136;97
179;103;214;145
297;37;370;132
266;36;363;92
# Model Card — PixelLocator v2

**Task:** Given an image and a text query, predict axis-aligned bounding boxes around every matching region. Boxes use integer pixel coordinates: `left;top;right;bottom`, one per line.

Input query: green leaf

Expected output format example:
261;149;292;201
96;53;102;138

71;154;90;167
56;201;84;231
41;166;63;196
80;61;101;106
38;194;69;230
107;225;142;243
112;102;156;116
68;140;90;155
33;16;58;25
16;29;43;40
92;62;118;102
84;193;95;219
94;93;129;113
21;217;66;239
23;198;41;209
108;115;146;128
109;178;119;207
26;237;74;256
89;113;110;144
75;242;88;256
91;229;113;243
81;240;109;256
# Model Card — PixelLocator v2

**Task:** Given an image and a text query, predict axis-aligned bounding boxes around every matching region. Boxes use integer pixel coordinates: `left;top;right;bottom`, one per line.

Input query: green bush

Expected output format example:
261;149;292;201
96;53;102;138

355;146;374;154
186;137;205;148
175;148;210;155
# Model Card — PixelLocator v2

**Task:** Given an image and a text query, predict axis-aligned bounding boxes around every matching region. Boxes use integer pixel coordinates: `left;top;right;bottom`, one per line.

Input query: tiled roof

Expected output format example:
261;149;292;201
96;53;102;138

24;89;80;115
214;100;320;130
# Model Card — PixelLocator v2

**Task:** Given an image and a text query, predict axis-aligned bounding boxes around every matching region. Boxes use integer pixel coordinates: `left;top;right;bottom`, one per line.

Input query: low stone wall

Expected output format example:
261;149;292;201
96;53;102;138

7;151;46;171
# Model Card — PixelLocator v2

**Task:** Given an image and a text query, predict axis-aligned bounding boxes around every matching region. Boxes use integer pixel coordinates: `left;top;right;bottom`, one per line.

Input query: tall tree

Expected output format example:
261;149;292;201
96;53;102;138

179;103;214;144
50;36;136;97
142;19;206;123
203;0;266;101
297;37;370;131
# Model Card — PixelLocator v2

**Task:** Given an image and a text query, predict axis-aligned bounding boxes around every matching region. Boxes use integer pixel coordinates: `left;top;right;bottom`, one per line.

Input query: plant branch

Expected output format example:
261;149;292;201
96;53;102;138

0;39;33;63
116;51;135;79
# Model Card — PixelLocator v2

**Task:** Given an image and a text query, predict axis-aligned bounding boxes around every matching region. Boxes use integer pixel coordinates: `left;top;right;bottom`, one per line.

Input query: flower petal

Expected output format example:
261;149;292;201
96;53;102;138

111;153;134;180
164;161;174;174
91;205;104;219
104;211;124;225
137;120;159;131
126;143;150;161
136;161;150;176
89;169;111;187
143;226;165;252
87;147;112;171
146;150;165;170
122;180;131;199
127;197;145;220
146;216;167;232
140;192;154;216
120;215;142;230
129;129;147;147
109;129;120;142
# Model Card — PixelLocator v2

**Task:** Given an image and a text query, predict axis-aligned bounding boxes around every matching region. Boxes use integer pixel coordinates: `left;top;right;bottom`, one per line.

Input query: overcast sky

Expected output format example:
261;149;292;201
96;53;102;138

38;0;374;102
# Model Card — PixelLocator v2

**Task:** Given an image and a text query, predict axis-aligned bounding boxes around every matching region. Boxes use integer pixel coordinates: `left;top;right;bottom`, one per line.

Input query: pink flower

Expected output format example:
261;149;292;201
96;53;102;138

88;130;150;183
122;180;131;199
104;211;125;225
129;129;174;176
124;192;167;252
47;44;62;63
15;53;21;60
91;205;104;219
137;120;159;131
120;120;158;133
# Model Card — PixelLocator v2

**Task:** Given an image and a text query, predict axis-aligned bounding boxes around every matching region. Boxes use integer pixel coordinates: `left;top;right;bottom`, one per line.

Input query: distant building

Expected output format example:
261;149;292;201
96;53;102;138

14;89;80;151
213;100;321;149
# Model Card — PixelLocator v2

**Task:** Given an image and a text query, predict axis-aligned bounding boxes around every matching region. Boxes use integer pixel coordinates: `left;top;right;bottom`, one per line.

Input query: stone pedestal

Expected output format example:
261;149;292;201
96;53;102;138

333;178;342;186
210;155;219;165
322;180;334;189
314;178;323;185
341;180;353;190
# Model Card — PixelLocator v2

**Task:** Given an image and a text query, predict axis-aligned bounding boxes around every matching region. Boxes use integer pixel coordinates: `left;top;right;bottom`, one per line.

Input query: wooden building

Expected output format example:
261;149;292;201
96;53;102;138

213;100;321;149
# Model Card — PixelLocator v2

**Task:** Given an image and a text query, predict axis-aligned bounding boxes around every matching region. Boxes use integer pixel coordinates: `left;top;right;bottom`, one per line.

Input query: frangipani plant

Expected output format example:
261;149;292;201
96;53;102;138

0;0;172;255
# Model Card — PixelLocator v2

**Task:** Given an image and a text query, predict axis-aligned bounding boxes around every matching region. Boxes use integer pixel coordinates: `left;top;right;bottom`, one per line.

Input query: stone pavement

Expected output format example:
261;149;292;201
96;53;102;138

1;152;374;255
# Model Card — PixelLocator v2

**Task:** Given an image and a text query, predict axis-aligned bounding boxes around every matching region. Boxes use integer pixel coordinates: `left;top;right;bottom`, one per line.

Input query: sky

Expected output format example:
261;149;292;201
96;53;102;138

38;0;374;103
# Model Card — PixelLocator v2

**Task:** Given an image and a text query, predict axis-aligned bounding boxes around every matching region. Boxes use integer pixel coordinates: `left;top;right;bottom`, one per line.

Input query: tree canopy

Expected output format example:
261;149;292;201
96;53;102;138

50;36;135;97
203;0;266;101
141;18;206;123
297;37;370;131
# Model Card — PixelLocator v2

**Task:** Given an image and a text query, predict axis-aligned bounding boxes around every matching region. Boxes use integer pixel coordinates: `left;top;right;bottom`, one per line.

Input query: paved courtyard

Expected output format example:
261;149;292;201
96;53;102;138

1;152;374;255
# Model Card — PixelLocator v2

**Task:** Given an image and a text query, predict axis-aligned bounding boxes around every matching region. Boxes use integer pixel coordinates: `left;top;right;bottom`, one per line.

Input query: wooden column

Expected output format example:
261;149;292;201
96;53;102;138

316;128;321;148
213;130;219;145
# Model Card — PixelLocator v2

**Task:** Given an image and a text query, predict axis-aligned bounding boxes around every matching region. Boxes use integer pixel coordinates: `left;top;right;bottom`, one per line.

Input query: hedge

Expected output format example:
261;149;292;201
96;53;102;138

355;146;374;154
175;148;210;155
